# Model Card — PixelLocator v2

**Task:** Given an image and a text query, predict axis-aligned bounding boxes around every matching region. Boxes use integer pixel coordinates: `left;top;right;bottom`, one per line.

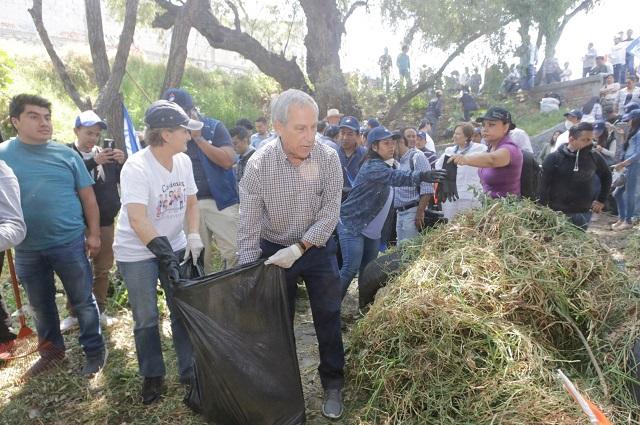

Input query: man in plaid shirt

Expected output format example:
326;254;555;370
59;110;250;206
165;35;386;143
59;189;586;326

237;89;345;419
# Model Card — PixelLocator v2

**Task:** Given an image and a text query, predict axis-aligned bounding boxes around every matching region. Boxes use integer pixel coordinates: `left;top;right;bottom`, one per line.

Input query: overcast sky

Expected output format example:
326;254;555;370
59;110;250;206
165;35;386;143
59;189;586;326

340;0;638;79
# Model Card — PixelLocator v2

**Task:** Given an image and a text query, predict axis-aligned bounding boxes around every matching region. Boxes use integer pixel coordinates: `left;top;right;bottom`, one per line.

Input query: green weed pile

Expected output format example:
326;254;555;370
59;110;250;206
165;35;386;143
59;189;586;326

348;198;639;424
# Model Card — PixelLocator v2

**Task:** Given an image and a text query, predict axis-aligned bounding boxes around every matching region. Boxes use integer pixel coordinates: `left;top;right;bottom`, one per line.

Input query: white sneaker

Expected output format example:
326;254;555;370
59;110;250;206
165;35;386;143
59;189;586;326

617;222;633;230
60;316;79;332
100;313;117;327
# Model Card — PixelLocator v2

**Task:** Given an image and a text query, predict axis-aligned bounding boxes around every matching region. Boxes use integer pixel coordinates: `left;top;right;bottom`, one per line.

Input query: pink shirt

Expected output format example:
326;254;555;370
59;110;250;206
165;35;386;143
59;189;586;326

478;135;522;198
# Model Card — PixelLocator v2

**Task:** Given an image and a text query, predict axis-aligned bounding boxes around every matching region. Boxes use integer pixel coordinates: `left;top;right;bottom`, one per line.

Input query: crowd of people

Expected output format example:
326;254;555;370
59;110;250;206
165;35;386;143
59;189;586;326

1;68;640;419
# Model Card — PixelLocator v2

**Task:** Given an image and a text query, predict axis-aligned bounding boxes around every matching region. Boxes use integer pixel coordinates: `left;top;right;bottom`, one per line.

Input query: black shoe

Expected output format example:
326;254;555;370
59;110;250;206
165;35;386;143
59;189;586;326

81;347;108;376
141;376;165;405
21;349;66;381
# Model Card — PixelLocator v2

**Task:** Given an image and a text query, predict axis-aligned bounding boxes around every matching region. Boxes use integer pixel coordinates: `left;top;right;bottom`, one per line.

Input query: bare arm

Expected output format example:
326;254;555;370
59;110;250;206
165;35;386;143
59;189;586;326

193;136;236;169
185;194;199;234
127;203;158;245
77;186;101;257
450;147;511;168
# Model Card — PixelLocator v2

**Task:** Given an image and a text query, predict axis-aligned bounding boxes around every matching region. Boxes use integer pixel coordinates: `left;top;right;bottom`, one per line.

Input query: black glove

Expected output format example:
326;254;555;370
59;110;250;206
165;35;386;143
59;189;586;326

419;169;447;183
146;236;180;284
437;156;459;203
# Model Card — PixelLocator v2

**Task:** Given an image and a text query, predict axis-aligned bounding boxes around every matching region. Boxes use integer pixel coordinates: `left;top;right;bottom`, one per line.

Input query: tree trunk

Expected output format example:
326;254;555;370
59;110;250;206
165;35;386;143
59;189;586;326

299;0;360;118
153;0;310;93
28;0;91;111
160;0;196;95
85;0;110;87
516;17;531;72
94;0;139;150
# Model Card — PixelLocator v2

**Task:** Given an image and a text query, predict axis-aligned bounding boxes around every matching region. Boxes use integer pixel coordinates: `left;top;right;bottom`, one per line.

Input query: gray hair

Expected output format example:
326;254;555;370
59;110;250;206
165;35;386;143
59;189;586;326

270;89;318;125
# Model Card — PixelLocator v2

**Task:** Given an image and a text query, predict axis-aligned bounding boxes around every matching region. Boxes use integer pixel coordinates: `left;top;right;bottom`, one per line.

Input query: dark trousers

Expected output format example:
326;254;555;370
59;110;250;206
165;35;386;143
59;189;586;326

260;238;345;390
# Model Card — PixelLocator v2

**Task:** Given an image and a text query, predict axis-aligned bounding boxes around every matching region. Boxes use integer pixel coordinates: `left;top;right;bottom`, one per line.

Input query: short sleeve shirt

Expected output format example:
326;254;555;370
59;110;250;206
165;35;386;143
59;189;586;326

478;137;523;198
113;147;198;261
0;139;93;250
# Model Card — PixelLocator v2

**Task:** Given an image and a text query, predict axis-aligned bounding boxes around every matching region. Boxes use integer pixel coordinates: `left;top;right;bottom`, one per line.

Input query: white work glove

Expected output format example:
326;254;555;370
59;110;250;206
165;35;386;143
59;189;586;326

264;244;304;269
184;233;204;263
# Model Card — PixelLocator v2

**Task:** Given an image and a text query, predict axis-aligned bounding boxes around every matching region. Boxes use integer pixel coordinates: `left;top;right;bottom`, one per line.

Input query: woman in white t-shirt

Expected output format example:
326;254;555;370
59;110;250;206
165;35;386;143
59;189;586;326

436;122;485;220
113;100;204;405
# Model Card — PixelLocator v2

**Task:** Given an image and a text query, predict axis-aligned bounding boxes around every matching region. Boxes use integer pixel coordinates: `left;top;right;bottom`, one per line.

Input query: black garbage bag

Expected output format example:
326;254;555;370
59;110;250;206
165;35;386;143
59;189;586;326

174;261;306;425
358;249;405;310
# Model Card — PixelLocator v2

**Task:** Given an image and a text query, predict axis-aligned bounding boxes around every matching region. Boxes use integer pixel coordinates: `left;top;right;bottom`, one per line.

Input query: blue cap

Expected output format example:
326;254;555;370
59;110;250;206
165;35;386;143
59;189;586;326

144;100;203;130
624;102;640;114
622;109;640;122
162;88;194;112
367;126;394;145
564;109;583;120
75;110;107;129
339;116;360;132
367;118;380;128
592;120;606;132
417;131;427;139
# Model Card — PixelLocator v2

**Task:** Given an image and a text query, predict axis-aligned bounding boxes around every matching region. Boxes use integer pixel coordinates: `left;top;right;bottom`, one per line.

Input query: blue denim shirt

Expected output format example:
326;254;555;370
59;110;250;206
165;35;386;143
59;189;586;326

337;145;367;193
340;157;423;234
623;131;640;164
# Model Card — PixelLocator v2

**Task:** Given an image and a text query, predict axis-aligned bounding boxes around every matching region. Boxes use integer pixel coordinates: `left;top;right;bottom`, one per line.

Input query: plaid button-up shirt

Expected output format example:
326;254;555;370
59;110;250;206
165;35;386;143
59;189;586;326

238;138;342;264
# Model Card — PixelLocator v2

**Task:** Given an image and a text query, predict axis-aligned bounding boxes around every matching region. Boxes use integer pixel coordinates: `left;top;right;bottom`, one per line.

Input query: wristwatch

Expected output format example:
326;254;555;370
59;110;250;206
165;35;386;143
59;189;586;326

296;241;308;253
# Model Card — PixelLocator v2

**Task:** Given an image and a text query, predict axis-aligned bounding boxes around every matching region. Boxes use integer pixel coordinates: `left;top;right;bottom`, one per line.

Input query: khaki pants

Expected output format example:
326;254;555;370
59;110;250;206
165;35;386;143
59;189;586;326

197;199;239;273
67;224;114;315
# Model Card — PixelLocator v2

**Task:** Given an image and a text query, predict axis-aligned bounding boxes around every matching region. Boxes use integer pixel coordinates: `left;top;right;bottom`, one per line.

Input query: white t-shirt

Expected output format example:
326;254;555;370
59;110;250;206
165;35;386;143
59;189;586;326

509;128;533;153
114;147;198;262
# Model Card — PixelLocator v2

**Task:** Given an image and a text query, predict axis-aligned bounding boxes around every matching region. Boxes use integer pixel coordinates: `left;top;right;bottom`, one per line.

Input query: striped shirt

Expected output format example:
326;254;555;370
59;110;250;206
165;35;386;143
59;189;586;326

238;138;342;264
393;148;433;208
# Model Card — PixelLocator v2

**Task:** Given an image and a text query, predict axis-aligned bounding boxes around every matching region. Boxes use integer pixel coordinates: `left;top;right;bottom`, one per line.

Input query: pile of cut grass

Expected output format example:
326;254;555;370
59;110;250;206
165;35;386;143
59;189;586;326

349;198;639;424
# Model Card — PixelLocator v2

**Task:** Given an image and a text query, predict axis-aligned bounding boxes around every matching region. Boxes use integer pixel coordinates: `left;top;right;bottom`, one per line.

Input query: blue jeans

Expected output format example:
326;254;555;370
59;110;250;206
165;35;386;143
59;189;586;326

260;238;344;390
15;235;103;356
396;207;420;242
614;165;639;222
337;223;379;298
117;250;193;380
565;212;592;231
614;63;626;84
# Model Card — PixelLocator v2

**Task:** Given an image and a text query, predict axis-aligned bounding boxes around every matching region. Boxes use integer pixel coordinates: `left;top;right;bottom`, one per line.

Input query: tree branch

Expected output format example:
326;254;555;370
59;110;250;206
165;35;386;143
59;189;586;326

224;0;241;31
558;0;592;36
384;31;485;124
94;0;139;113
153;0;310;92
342;0;367;27
28;0;90;110
85;0;110;88
403;17;421;48
160;0;197;95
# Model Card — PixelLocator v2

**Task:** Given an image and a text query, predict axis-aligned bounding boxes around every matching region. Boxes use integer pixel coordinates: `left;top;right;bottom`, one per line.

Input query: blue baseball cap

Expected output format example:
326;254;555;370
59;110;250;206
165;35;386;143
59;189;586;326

624;102;640;114
592;120;606;132
144;100;203;130
162;88;194;112
622;109;640;122
339;116;360;132
367;126;394;145
417;131;427;139
75;110;107;129
564;109;583;120
367;118;380;128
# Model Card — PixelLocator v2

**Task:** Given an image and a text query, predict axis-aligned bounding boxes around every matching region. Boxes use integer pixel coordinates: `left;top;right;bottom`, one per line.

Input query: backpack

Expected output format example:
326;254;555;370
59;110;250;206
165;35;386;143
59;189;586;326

520;150;541;200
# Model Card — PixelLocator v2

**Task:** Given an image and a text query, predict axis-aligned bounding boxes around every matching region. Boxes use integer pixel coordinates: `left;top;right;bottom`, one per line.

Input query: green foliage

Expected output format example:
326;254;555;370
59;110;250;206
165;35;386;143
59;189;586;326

122;55;278;128
0;49;15;91
106;0;159;27
381;0;514;51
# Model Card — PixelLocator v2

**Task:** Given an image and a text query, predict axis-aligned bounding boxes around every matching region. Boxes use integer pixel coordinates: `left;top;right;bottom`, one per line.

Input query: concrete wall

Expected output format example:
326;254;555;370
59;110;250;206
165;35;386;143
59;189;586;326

529;75;604;111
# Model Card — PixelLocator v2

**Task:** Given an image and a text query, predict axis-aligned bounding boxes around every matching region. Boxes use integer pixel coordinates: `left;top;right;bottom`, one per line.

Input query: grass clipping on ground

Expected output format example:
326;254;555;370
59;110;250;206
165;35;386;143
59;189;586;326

348;198;639;424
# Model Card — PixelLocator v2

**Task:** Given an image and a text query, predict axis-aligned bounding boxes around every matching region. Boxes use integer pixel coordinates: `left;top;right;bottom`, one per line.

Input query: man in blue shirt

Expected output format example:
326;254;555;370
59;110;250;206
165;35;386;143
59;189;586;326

250;116;274;148
396;45;411;89
0;94;106;379
336;116;367;202
163;88;239;272
394;127;434;241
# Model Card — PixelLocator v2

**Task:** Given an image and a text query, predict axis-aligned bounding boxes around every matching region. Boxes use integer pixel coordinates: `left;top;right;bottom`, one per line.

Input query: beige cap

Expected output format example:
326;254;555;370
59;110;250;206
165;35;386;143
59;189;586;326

326;108;342;119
